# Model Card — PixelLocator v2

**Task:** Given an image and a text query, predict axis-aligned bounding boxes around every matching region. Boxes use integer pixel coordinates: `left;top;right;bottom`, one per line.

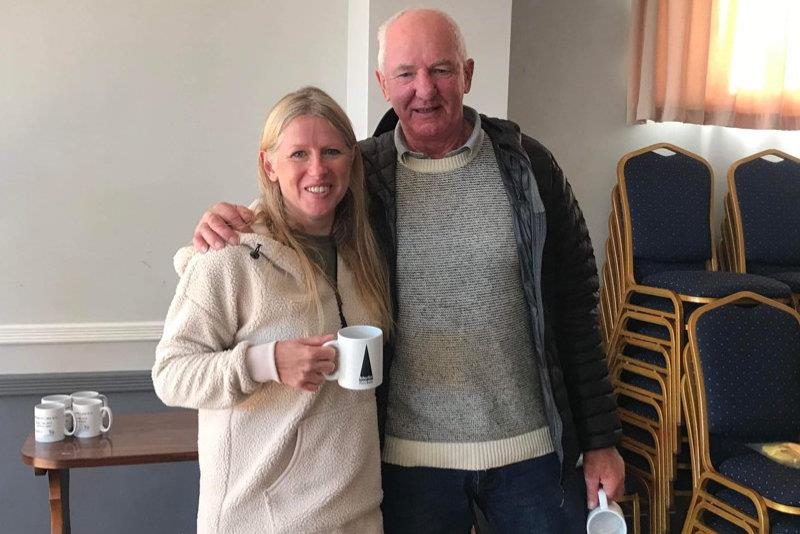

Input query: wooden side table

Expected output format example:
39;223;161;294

21;411;198;534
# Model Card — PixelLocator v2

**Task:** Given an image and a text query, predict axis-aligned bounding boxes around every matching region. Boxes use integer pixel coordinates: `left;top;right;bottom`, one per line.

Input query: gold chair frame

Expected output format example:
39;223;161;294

615;376;673;520
601;186;627;348
607;143;728;533
620;438;666;533
719;149;800;309
681;291;800;533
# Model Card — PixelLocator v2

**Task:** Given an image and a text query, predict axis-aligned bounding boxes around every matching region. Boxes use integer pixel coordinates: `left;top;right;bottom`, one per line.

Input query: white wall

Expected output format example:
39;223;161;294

1;0;512;374
508;0;800;261
1;1;348;372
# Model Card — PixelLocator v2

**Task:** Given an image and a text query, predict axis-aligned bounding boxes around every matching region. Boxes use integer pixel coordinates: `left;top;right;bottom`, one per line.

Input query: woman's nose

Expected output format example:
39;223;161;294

307;153;326;176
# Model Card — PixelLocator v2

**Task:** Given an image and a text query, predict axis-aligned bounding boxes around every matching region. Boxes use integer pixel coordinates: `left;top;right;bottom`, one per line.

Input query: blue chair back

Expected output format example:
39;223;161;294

694;300;800;441
622;147;712;281
733;153;800;271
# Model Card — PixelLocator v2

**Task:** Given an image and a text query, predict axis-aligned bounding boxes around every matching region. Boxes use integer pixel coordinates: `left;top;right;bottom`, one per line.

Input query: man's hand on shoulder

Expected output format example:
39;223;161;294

583;446;625;509
193;202;254;252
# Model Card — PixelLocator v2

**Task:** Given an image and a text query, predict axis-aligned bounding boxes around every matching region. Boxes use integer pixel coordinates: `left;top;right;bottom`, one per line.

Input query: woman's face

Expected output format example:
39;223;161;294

263;115;352;236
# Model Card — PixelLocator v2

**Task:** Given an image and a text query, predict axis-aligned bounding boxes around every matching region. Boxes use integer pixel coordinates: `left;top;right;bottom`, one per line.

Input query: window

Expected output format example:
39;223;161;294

629;0;800;130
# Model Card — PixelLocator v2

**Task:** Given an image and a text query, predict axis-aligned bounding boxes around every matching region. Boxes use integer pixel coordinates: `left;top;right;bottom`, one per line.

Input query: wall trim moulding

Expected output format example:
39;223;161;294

0;321;164;345
0;370;153;396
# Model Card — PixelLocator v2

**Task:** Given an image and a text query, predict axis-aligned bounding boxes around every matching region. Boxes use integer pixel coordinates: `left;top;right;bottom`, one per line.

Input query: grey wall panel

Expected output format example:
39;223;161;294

2;386;198;533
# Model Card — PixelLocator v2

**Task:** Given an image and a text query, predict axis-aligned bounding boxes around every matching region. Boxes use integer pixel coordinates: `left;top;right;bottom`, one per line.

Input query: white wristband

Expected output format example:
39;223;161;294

245;341;280;383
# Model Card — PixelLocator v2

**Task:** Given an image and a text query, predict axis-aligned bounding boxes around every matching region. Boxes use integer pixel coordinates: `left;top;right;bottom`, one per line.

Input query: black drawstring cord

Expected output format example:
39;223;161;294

249;244;262;259
333;284;347;329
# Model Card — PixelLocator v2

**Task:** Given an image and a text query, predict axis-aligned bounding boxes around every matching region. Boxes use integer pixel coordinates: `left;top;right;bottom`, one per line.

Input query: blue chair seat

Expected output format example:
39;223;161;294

618;370;663;395
717;451;800;507
710;435;756;464
620;342;668;367
617;394;660;423
708;488;800;533
621;421;657;448
765;272;800;292
619;445;654;474
640;270;791;299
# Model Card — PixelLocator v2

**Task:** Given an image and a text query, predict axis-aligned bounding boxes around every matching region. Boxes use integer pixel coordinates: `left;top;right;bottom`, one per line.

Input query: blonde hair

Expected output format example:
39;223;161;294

254;86;392;336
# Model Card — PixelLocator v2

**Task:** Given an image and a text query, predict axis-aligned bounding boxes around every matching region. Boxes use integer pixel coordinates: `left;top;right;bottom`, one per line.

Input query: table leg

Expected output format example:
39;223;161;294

46;469;71;534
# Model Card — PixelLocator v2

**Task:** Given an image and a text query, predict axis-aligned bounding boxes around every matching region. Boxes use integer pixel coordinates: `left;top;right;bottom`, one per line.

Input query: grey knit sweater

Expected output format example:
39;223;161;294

382;132;554;470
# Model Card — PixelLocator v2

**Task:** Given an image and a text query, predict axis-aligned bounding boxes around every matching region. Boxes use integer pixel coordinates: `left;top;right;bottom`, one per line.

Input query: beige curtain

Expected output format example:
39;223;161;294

629;0;800;130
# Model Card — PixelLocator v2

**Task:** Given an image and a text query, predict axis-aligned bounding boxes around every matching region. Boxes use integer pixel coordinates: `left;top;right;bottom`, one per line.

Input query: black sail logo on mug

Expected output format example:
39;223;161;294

359;346;373;384
323;325;383;390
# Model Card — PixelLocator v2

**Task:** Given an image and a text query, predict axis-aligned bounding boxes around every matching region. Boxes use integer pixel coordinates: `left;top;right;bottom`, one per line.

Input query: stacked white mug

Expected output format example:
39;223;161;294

35;390;113;441
41;394;75;432
70;391;113;438
34;402;75;443
71;390;109;406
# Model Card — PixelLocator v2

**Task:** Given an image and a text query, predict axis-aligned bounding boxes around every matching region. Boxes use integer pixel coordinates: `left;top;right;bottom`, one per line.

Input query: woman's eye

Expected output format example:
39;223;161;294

323;148;342;156
290;150;306;159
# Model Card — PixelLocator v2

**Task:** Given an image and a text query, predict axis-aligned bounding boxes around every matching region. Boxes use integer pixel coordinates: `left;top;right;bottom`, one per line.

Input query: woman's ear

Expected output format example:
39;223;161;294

260;151;277;182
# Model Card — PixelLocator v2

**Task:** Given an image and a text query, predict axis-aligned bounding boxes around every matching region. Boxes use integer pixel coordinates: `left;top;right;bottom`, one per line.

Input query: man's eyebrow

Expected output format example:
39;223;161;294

391;59;456;74
392;64;415;73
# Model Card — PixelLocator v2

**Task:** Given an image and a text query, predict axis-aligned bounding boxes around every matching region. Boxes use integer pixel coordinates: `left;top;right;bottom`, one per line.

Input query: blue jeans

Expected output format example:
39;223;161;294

381;453;587;534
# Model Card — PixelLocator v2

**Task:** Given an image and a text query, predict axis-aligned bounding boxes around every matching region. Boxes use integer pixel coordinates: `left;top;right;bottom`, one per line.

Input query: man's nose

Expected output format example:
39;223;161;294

414;71;437;99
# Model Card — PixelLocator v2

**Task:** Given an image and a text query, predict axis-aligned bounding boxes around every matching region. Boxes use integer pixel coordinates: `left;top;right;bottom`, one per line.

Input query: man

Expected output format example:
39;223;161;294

193;8;623;533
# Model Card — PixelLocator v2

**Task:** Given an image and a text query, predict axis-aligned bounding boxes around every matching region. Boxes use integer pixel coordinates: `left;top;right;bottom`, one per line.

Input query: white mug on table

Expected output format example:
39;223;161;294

72;398;113;438
71;390;109;406
34;402;75;443
41;394;74;431
324;325;383;390
586;488;627;534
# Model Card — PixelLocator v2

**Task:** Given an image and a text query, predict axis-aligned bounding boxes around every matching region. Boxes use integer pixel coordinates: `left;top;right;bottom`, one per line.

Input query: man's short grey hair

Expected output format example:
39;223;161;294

376;8;467;72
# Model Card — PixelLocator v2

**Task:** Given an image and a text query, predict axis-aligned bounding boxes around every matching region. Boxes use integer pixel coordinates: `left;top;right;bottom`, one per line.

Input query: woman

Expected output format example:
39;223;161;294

153;86;392;534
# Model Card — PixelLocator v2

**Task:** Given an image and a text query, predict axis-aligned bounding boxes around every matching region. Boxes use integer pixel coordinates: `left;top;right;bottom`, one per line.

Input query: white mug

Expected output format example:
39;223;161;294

324;325;383;390
34;402;75;443
71;390;109;406
72;398;113;438
41;394;74;431
586;488;627;534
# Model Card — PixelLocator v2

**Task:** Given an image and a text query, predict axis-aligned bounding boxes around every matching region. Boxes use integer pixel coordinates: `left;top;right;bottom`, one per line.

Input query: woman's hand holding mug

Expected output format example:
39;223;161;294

274;335;337;392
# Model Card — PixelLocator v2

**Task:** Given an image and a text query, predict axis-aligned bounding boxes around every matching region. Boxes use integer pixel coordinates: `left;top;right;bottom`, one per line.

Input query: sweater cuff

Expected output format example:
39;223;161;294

245;341;280;383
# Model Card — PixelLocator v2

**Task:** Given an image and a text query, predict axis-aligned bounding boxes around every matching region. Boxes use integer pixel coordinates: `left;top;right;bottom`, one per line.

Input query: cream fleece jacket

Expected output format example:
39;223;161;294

153;233;383;534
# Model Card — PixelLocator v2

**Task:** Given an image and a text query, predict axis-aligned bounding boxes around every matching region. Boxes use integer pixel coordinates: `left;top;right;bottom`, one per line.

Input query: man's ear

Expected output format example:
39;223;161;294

375;69;391;101
260;151;277;182
463;58;475;94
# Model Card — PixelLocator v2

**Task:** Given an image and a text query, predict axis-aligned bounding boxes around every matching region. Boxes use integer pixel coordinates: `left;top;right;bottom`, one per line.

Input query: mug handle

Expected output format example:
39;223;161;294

64;409;76;437
98;394;109;406
322;340;340;380
598;488;608;511
100;406;113;433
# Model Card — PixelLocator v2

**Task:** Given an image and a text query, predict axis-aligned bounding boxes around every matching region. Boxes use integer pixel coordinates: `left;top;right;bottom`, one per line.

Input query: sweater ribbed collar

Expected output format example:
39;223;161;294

394;107;484;173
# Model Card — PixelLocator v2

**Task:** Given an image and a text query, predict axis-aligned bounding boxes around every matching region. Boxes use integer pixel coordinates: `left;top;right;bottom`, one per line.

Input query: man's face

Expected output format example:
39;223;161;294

376;12;474;152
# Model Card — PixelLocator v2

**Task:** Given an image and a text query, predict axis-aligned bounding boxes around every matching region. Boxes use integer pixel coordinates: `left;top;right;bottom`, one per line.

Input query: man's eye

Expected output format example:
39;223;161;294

433;68;451;75
396;72;412;79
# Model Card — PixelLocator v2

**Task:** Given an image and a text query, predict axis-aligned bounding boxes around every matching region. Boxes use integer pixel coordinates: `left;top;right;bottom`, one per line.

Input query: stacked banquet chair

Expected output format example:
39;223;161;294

600;143;793;533
600;184;626;348
599;185;655;533
718;149;800;309
681;292;800;533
